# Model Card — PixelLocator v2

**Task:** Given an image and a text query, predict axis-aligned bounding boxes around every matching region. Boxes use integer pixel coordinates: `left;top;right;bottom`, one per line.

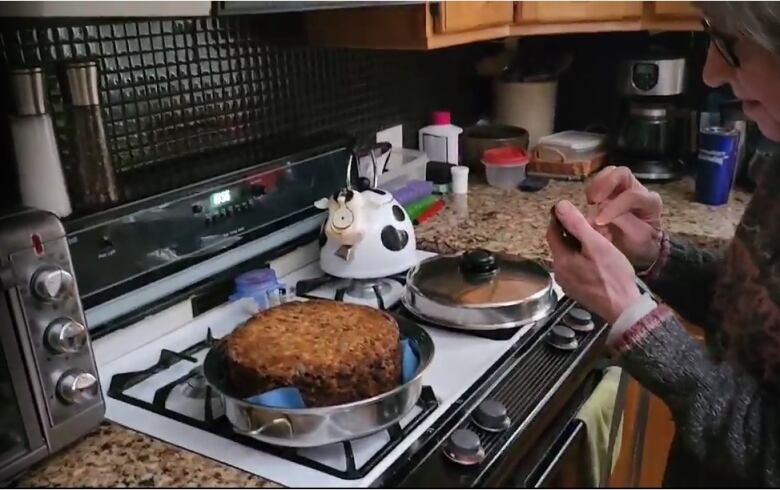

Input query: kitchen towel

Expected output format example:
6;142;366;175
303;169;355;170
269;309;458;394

575;366;625;487
245;338;420;408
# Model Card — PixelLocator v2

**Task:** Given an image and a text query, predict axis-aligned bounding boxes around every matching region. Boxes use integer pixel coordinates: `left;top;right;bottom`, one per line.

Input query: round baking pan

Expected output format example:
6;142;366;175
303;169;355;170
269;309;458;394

203;316;434;448
402;249;557;331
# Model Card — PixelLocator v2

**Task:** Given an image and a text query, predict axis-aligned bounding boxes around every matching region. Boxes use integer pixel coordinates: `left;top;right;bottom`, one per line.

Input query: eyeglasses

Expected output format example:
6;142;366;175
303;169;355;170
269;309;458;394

701;18;741;68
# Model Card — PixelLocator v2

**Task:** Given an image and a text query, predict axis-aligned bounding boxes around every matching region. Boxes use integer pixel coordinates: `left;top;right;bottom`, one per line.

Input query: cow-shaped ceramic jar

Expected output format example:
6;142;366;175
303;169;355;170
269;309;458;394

314;187;418;279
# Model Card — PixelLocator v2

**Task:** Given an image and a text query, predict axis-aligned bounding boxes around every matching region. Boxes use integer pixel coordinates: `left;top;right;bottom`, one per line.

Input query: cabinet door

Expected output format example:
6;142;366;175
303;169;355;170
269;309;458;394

517;1;643;24
653;1;697;18
433;1;515;34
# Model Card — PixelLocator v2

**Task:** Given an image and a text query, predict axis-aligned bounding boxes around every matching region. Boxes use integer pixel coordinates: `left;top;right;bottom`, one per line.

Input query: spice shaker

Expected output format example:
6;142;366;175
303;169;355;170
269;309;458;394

62;60;119;207
8;67;73;217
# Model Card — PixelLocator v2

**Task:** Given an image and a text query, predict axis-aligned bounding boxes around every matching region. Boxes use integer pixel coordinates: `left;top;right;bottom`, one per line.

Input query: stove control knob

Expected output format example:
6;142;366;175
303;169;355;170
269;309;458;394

57;371;99;404
444;429;485;466
31;266;74;301
46;318;88;354
565;307;594;332
548;324;578;351
473;399;511;432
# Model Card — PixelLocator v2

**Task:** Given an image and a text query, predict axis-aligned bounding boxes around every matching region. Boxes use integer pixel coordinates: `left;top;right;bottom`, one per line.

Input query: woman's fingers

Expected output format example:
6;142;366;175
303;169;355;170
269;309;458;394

553;200;607;254
595;188;662;226
546;219;568;257
585;166;638;205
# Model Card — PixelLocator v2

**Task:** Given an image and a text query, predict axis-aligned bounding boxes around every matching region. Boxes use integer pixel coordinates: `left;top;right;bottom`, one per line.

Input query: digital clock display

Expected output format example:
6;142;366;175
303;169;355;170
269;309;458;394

210;189;232;207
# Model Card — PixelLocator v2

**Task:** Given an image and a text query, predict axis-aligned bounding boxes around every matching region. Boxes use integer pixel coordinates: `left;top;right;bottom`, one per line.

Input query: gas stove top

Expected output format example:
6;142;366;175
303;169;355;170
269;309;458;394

105;318;438;481
94;248;555;487
78;142;614;488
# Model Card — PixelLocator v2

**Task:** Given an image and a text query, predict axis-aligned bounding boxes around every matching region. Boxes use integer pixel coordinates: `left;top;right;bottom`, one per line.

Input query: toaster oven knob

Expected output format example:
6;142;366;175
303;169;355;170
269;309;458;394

46;318;88;354
31;266;74;301
57;371;99;404
444;429;485;466
473;399;511;432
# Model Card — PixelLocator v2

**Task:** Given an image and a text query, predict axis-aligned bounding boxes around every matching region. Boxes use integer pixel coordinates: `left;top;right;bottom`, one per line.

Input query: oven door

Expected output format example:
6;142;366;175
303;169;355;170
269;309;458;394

521;420;589;488
510;367;608;489
0;290;47;483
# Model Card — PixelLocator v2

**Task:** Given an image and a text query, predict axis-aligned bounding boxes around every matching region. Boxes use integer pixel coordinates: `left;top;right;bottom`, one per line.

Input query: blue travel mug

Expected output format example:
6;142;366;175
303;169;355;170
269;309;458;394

695;126;740;206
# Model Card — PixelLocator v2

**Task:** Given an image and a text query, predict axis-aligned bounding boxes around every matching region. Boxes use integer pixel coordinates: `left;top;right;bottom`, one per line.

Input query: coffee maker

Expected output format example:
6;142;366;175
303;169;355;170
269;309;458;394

613;54;692;181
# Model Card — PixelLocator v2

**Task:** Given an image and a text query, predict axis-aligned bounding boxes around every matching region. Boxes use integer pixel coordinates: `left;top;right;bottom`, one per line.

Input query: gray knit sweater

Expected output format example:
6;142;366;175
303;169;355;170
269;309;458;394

613;161;780;487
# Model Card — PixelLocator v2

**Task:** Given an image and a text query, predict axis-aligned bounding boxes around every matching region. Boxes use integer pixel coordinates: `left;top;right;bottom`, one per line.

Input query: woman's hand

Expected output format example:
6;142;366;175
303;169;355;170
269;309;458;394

586;166;664;270
547;200;641;325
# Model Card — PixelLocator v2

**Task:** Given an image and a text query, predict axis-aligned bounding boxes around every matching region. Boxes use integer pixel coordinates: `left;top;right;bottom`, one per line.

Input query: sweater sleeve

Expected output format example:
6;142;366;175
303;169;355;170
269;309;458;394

613;305;780;486
643;233;725;328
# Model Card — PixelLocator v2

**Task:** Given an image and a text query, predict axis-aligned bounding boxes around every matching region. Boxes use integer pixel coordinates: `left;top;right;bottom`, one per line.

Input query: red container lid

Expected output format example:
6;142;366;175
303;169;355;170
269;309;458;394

482;146;529;166
431;111;451;125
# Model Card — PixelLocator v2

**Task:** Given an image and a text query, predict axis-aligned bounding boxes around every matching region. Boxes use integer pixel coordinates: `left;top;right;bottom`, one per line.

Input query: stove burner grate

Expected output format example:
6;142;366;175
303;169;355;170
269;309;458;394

296;272;407;311
181;366;219;400
107;327;439;480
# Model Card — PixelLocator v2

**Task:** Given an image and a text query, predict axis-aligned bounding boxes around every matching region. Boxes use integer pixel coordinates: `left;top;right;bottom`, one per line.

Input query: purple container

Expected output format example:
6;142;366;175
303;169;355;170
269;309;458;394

695;126;740;206
231;268;281;310
235;269;277;288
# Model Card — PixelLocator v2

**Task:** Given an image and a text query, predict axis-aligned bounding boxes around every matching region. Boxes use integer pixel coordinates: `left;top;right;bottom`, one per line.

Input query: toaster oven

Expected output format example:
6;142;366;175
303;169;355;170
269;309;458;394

0;208;104;484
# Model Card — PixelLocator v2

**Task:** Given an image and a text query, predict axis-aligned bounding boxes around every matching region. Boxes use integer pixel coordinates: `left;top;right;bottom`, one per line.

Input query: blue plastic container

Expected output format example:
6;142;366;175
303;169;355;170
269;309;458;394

229;269;282;310
696;126;740;206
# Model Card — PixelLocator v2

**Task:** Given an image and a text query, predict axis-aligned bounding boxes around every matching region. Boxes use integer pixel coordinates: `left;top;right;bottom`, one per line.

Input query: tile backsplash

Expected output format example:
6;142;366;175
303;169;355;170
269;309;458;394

0;15;486;213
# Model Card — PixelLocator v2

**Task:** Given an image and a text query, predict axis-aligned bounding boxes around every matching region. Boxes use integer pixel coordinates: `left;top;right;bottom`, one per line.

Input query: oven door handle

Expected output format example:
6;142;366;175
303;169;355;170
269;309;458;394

525;419;586;488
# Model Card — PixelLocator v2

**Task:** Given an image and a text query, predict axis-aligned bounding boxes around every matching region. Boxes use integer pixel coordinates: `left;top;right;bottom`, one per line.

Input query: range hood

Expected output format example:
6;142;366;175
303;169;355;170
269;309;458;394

218;1;424;15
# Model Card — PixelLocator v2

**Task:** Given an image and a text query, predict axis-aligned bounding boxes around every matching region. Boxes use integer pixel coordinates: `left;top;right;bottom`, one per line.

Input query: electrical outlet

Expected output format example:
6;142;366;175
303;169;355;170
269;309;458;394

376;125;403;148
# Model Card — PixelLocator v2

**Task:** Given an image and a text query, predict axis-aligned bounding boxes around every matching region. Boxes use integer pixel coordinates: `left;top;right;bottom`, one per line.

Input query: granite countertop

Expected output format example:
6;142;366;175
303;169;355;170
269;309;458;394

416;178;748;260
17;422;277;488
18;177;748;488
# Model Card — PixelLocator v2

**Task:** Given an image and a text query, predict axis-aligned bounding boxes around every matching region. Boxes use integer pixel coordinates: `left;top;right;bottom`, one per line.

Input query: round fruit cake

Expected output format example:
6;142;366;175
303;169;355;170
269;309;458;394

225;300;402;407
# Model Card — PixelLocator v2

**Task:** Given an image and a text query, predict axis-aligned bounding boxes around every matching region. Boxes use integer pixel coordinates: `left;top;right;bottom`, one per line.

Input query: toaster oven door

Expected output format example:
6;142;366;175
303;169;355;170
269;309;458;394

0;291;47;483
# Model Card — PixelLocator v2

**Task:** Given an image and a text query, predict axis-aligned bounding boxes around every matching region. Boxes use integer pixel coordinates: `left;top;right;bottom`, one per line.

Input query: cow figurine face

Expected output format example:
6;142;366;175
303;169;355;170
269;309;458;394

314;188;382;247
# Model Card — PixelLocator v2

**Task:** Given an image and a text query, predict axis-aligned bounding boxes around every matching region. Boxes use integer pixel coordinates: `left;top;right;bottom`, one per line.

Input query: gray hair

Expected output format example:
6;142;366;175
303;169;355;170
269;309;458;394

697;1;780;58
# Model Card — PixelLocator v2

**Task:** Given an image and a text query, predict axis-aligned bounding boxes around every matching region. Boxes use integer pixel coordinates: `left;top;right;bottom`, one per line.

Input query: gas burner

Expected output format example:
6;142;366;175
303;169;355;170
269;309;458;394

296;273;407;310
181;366;216;400
107;327;439;482
345;279;393;300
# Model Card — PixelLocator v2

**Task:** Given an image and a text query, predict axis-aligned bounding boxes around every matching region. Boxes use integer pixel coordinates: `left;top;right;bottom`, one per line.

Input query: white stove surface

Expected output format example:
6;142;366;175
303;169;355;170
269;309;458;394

94;247;537;488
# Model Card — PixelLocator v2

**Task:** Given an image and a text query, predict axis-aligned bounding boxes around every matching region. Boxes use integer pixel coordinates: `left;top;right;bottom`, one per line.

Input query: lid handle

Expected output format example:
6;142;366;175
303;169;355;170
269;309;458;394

460;249;498;281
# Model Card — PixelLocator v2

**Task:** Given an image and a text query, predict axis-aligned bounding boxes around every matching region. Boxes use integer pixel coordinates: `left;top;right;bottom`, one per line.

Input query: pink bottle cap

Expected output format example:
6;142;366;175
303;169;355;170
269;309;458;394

431;111;451;125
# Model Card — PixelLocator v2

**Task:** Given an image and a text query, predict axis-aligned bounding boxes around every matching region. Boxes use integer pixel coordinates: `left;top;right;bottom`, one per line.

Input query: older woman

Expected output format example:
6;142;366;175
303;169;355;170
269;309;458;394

547;2;780;487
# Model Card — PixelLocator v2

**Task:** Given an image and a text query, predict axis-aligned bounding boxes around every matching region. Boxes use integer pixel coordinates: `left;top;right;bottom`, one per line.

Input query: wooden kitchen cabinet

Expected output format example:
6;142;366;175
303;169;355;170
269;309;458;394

643;1;700;31
305;3;512;50
653;1;697;18
609;377;675;487
304;1;700;51
432;1;514;34
516;1;643;25
511;1;647;36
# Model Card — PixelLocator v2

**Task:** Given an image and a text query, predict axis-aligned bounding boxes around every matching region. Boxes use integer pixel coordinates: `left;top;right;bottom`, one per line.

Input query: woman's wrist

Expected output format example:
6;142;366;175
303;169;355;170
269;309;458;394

606;286;642;326
636;231;668;278
607;293;658;347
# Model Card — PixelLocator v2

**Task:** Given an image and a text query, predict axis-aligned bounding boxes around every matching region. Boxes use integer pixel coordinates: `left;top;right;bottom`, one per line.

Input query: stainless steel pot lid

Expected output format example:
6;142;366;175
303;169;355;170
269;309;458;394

403;249;557;330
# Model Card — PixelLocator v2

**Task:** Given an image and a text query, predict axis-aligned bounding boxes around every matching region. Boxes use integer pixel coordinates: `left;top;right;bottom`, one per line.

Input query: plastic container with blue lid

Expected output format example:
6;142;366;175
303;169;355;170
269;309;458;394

230;269;284;310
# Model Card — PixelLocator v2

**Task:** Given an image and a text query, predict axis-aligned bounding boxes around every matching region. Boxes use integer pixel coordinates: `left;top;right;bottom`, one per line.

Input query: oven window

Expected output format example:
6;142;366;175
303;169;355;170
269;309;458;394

0;344;30;463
